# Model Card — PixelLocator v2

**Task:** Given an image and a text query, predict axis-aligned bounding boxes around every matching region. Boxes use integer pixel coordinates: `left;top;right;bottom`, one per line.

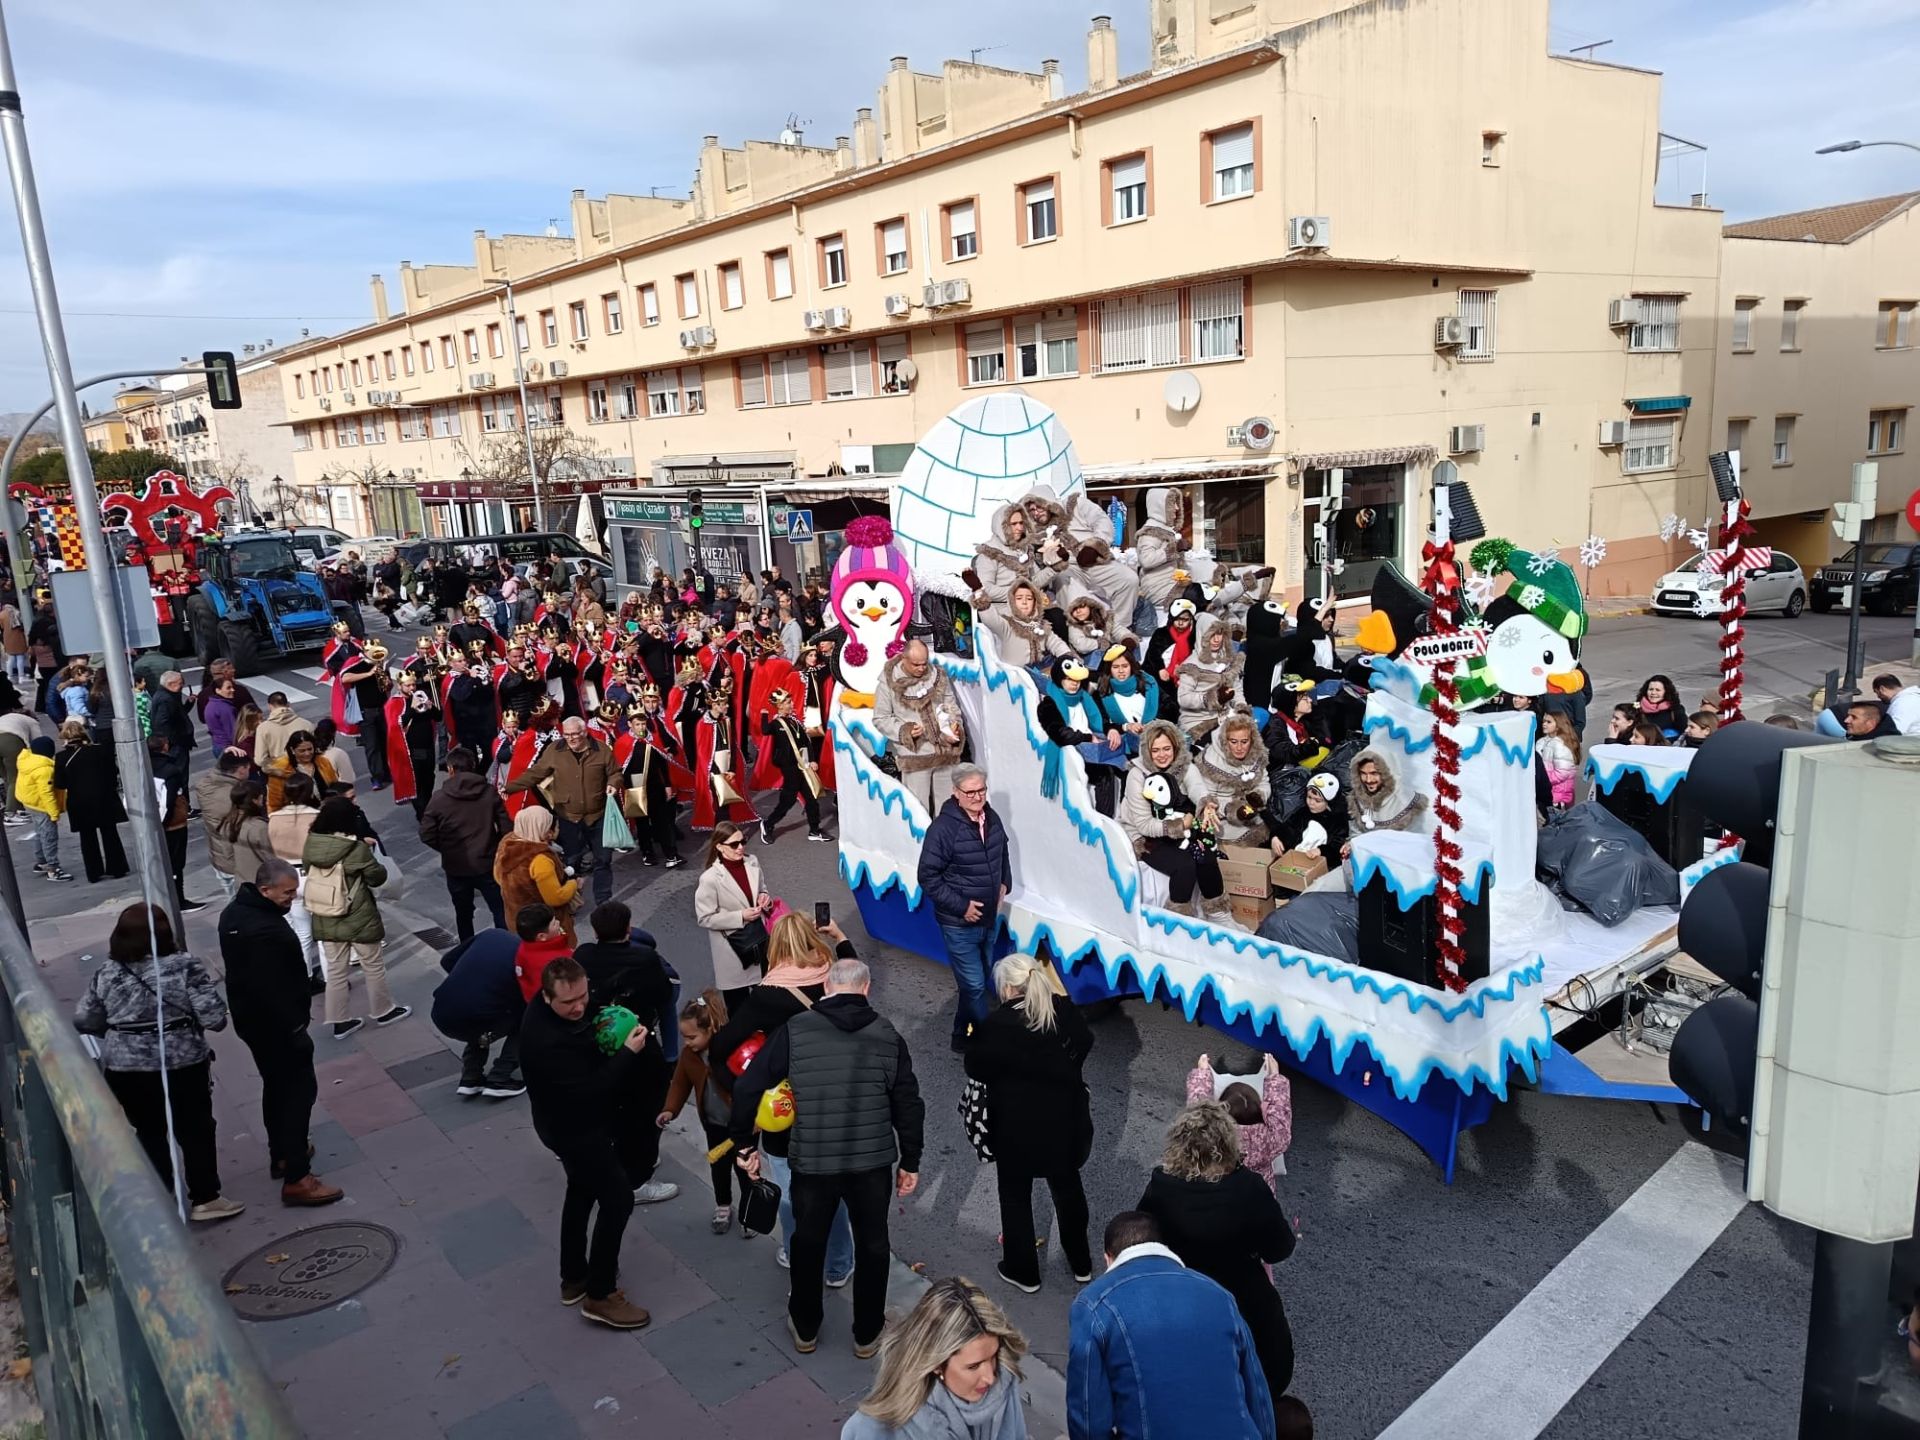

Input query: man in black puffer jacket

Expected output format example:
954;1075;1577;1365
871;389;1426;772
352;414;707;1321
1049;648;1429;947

730;957;923;1358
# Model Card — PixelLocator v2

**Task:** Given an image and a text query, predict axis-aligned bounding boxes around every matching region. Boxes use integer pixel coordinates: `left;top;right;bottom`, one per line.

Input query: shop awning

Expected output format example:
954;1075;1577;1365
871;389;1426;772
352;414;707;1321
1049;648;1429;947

1627;395;1692;413
1079;458;1280;487
1287;444;1438;472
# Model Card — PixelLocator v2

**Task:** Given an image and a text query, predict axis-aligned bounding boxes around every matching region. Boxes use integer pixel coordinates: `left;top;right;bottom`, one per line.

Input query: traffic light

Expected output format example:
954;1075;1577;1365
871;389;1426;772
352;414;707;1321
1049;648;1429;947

203;350;241;410
1668;723;1834;1149
687;487;704;531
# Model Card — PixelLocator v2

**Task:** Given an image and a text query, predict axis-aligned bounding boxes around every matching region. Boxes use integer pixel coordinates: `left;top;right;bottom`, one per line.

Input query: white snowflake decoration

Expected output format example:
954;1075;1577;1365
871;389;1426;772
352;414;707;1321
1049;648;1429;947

1518;584;1547;611
1691;592;1720;618
1659;514;1683;543
1578;535;1608;569
1524;550;1557;577
1465;574;1497;610
1687;528;1712;552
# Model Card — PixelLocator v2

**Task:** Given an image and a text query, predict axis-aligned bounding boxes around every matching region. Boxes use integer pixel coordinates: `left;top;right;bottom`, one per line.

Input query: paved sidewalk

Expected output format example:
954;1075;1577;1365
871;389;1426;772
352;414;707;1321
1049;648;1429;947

31;891;1067;1439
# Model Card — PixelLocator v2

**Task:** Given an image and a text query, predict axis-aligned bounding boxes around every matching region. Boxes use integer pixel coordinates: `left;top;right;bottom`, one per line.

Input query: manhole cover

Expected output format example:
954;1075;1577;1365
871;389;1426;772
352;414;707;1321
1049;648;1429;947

222;1222;400;1320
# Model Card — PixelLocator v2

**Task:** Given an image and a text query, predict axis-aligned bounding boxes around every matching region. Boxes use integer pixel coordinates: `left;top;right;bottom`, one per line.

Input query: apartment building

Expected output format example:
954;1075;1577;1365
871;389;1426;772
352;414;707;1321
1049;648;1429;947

80;386;150;454
1712;191;1920;565
272;0;1721;596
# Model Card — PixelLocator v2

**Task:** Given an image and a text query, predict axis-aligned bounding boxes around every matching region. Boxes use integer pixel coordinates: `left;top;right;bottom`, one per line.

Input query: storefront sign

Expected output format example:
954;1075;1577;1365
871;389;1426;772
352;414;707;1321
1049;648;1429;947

606;496;757;526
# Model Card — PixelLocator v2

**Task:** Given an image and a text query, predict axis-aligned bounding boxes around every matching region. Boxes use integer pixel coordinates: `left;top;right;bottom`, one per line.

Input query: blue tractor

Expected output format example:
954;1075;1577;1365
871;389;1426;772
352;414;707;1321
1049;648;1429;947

180;531;363;676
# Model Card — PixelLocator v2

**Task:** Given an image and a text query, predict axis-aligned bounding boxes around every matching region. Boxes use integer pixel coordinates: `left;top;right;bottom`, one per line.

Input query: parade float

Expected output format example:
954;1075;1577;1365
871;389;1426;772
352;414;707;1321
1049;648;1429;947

831;393;1720;1178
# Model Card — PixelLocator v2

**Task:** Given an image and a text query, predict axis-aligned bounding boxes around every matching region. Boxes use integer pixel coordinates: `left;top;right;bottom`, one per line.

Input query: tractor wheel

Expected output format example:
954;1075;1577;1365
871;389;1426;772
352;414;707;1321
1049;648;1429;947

184;594;220;667
220;619;261;678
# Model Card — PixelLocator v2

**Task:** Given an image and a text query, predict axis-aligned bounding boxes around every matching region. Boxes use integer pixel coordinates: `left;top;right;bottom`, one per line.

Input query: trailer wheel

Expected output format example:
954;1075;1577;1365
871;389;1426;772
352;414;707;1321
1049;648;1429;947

220;619;260;678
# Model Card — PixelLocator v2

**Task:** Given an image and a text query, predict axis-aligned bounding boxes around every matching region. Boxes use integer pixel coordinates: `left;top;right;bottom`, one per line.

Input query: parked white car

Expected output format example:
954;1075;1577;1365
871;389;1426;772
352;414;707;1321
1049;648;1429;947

1651;550;1807;618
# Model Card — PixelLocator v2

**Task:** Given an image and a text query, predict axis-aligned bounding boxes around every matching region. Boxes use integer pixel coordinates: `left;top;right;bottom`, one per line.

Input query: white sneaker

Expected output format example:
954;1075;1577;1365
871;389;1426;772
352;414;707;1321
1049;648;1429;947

633;1180;679;1204
189;1196;246;1223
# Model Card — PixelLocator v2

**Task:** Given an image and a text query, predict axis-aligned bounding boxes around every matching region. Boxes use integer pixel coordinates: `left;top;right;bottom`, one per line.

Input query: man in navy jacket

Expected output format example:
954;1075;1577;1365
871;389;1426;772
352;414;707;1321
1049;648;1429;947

1069;1210;1274;1440
913;763;1009;1052
431;928;528;1098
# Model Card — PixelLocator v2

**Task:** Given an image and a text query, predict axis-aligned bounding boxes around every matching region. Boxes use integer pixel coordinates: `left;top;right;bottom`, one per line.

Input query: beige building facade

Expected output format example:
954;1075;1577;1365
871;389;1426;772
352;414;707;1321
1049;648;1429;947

272;0;1722;596
1712;192;1920;565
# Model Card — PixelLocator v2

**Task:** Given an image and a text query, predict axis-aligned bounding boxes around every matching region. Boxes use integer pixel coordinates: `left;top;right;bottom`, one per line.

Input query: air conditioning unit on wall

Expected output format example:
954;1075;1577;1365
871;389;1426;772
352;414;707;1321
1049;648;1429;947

1435;315;1466;348
1287;215;1330;251
1598;419;1630;446
826;306;852;330
803;309;829;331
469;372;494;389
1608;298;1643;328
1448;423;1484;455
548;360;569;377
884;293;912;318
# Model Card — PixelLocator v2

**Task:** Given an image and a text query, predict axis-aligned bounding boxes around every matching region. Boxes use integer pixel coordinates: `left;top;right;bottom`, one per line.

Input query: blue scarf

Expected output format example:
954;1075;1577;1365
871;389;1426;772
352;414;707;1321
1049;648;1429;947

1100;674;1159;753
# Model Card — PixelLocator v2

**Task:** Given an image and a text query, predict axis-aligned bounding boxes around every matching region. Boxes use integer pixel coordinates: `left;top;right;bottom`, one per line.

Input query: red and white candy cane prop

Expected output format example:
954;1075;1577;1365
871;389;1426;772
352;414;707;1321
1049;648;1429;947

1715;498;1756;723
1419;529;1469;995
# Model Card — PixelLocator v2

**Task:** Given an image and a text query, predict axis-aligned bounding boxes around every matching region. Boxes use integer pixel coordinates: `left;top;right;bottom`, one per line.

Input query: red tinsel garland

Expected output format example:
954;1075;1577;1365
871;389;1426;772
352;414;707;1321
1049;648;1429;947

1419;540;1469;993
1717;499;1752;723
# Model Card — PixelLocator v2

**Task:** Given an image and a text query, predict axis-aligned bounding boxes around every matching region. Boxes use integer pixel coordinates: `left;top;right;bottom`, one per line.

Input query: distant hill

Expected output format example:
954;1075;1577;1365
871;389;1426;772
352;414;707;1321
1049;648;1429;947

0;412;57;439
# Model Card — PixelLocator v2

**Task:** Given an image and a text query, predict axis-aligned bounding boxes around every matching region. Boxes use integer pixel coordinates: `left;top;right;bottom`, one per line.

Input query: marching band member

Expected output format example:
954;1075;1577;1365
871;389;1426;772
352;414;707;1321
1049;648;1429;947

691;677;756;831
755;686;826;844
449;600;499;660
333;636;393;789
489;710;522;786
614;691;684;868
319;620;361;738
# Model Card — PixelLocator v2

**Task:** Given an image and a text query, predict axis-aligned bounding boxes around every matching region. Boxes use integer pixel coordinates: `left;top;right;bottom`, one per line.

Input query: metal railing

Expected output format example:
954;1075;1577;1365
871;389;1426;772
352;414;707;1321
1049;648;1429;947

0;905;298;1438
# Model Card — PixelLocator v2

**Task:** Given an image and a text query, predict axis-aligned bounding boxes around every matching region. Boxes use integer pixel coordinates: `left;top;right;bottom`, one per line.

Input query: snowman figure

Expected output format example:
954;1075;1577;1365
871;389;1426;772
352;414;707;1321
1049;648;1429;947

1459;546;1587;706
828;516;916;707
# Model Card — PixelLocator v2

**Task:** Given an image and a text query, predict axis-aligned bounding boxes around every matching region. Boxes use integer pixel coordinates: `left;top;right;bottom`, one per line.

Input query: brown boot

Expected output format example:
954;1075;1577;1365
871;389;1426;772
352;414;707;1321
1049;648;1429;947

582;1289;651;1330
282;1174;345;1207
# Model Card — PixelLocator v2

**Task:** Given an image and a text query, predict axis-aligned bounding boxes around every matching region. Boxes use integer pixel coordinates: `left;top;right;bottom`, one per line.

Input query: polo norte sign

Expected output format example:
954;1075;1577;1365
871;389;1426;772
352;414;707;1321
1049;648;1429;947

608;497;758;527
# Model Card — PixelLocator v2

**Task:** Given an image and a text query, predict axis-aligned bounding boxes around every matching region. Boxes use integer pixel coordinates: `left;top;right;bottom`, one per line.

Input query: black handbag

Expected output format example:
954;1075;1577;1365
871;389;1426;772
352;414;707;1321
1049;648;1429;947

726;917;770;973
737;1174;782;1237
958;1078;994;1162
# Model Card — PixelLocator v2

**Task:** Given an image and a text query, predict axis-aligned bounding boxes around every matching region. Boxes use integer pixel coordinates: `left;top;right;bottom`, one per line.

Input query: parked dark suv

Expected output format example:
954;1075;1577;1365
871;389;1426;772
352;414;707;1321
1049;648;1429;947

1810;542;1920;615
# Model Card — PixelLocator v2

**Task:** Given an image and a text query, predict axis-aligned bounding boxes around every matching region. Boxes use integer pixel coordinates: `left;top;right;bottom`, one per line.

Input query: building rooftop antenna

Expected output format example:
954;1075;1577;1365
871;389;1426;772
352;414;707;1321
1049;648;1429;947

970;44;1004;64
1568;39;1613;58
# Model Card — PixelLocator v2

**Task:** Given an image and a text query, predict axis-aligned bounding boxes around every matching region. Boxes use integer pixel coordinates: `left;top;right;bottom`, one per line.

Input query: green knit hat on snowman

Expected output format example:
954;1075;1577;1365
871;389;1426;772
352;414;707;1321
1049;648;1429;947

1502;549;1586;641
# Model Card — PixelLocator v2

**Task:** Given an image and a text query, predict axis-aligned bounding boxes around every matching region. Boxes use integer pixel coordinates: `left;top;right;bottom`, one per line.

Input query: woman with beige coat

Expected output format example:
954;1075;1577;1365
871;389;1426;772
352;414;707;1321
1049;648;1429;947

692;820;770;1012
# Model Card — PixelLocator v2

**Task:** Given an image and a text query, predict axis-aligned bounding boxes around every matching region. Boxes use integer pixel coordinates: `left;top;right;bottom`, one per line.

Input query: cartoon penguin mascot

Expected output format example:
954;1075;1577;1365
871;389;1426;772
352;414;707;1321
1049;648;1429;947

1241;598;1291;716
1464;547;1587;705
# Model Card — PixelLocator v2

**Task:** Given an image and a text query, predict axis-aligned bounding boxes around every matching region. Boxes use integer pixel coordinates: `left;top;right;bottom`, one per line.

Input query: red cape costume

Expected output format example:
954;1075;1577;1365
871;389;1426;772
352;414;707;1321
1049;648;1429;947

503;725;561;820
799;661;839;791
321;637;361;738
382;694;418;804
691;710;757;830
747;656;801;791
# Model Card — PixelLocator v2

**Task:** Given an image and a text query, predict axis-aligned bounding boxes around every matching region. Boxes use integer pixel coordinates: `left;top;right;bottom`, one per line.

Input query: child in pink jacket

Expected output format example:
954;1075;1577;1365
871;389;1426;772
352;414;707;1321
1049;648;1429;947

1187;1050;1292;1191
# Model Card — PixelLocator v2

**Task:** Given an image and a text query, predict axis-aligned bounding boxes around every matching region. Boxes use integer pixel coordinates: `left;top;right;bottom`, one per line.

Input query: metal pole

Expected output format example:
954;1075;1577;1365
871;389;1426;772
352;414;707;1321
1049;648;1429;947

1843;539;1866;698
1798;1230;1894;1438
0;9;179;933
499;280;544;532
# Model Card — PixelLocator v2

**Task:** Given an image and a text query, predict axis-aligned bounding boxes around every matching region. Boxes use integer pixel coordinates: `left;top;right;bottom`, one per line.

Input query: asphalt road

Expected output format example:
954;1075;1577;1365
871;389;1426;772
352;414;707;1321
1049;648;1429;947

14;604;1910;1437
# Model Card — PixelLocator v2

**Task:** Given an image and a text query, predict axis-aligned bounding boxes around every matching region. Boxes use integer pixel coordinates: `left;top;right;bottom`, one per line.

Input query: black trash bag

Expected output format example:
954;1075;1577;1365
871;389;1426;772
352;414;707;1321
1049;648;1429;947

1535;802;1680;926
917;589;974;658
1320;736;1365;798
1266;765;1309;827
1256;891;1361;965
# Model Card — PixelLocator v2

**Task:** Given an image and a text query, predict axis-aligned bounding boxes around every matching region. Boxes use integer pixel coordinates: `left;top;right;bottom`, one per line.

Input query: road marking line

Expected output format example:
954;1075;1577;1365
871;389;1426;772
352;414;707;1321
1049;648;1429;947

1377;1143;1748;1440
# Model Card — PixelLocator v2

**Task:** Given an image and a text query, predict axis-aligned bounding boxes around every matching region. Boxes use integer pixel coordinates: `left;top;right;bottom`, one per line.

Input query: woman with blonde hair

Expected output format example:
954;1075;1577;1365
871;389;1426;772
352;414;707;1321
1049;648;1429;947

494;804;581;944
1139;1099;1297;1403
962;954;1095;1293
842;1276;1029;1439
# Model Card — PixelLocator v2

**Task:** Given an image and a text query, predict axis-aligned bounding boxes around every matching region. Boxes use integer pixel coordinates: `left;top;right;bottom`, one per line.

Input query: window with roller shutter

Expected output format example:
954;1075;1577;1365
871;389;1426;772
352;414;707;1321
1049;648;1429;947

878;334;911;393
965;322;1007;385
824;341;875;401
1210;123;1254;200
947;200;977;260
683;366;705;414
1110;154;1147;223
647;369;680;418
1015;308;1079;380
880;219;908;275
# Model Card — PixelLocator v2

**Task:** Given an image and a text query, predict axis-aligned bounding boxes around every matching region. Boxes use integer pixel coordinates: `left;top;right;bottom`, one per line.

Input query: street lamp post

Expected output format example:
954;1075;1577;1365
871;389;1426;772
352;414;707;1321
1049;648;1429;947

1815;139;1920;158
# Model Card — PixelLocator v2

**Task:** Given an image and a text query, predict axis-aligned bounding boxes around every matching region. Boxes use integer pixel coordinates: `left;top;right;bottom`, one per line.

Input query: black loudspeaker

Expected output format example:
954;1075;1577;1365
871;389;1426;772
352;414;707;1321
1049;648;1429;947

1595;771;1706;871
1357;869;1492;989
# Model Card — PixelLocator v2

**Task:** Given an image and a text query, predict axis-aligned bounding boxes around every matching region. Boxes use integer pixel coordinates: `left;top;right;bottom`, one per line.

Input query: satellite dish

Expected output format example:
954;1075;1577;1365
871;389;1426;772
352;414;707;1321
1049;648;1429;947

894;358;919;388
1163;370;1201;414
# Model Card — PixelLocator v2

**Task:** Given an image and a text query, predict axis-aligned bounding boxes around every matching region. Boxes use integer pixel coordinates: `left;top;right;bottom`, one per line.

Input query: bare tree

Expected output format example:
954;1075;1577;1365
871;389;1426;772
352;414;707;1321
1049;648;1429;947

318;455;393;533
453;423;609;530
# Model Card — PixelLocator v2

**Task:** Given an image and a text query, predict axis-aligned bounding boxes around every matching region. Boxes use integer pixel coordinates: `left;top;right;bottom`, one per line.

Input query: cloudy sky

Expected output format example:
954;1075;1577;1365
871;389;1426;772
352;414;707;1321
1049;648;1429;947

0;0;1913;413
